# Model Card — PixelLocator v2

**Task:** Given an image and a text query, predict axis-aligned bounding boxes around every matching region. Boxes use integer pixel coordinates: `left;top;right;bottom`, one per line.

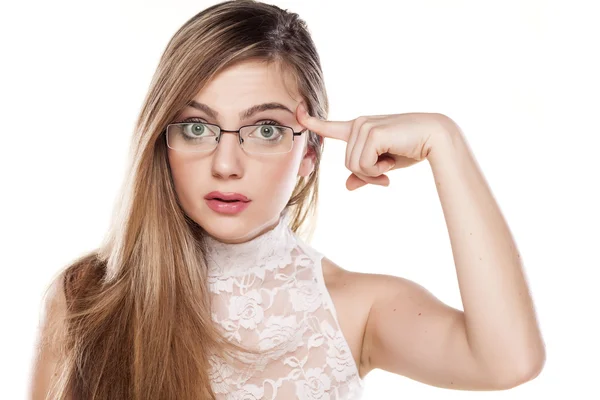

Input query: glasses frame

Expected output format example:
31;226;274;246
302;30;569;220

164;122;308;154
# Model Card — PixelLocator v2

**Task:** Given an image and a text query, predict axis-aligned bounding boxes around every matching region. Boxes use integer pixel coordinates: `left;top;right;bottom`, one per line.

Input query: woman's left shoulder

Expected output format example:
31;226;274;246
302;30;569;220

320;257;412;378
320;257;405;302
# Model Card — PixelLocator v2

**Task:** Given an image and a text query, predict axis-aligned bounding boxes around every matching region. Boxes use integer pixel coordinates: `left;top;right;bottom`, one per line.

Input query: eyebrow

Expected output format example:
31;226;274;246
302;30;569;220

186;100;293;120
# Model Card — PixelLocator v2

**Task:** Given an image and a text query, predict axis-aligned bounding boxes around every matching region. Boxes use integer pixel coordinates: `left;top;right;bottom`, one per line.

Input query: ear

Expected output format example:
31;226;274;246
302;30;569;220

298;141;316;178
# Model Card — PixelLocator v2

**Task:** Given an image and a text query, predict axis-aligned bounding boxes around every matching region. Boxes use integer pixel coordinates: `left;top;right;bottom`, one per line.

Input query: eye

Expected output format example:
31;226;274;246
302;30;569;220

185;123;210;137
173;118;217;138
257;124;277;139
253;120;286;140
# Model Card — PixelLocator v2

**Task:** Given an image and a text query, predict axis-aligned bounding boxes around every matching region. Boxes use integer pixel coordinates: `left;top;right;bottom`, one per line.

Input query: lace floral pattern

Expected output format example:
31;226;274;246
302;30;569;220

204;216;364;399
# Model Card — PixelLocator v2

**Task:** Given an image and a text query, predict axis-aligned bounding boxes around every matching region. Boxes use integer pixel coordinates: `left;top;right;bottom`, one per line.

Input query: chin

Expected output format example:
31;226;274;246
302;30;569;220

199;216;252;243
198;208;283;244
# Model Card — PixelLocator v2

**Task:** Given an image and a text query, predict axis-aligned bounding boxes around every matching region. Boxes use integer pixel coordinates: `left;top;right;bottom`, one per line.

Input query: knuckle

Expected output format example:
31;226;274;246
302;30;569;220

360;121;375;136
358;157;371;172
368;125;383;138
354;116;369;127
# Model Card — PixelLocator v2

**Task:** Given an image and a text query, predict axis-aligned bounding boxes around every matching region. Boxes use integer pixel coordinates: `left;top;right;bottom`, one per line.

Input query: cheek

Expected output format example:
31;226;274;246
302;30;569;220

256;158;297;189
167;150;199;207
253;151;303;199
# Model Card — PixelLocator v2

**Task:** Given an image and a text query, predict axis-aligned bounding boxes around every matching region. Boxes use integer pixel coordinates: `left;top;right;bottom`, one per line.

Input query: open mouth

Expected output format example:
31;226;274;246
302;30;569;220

204;191;250;205
204;193;251;214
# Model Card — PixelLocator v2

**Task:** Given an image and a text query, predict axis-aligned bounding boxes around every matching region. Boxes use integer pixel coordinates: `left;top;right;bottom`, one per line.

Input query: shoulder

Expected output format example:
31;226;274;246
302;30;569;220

36;253;104;351
320;257;418;315
320;257;428;329
40;271;70;344
321;256;418;305
35;254;98;357
320;257;443;377
320;257;418;377
30;270;70;399
30;254;102;399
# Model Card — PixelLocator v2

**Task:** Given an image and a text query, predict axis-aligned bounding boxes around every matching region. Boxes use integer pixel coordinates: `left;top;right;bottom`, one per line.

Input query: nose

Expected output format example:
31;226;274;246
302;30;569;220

211;131;244;180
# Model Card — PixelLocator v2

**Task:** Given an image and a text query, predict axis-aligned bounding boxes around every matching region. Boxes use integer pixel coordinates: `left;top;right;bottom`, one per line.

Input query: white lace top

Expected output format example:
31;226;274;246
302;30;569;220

204;214;365;399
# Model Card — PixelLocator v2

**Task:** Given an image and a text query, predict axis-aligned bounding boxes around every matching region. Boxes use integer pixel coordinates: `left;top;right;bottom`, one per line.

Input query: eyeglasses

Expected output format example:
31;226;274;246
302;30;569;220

165;122;307;155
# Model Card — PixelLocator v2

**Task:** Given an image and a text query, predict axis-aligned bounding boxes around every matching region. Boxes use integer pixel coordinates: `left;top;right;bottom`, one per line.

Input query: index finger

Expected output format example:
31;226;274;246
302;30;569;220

296;103;352;142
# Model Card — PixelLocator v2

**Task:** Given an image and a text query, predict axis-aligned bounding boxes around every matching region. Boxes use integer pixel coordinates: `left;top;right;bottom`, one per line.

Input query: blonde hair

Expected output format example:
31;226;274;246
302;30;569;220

41;1;329;398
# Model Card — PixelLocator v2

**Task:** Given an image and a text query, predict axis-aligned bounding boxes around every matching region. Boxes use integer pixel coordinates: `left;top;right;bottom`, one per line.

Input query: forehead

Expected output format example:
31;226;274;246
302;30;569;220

191;60;301;113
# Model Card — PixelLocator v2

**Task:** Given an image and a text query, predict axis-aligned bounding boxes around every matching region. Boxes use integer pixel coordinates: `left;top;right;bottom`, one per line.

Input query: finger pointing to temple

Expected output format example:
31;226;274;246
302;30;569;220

296;103;352;142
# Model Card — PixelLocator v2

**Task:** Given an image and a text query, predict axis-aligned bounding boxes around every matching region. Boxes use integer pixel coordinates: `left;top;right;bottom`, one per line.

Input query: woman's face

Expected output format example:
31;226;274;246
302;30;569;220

167;60;315;243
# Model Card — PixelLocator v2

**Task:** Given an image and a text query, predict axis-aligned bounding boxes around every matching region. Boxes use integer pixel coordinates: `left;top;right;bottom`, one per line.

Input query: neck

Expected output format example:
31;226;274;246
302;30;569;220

202;213;295;276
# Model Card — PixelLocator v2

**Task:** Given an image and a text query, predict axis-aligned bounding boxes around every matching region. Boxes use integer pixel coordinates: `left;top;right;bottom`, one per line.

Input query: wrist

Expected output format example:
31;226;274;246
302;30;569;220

426;114;463;163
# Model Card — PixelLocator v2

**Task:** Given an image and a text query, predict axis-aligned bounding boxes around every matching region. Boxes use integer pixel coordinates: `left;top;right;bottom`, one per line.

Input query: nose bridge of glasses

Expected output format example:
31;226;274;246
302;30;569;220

218;125;258;143
215;129;244;149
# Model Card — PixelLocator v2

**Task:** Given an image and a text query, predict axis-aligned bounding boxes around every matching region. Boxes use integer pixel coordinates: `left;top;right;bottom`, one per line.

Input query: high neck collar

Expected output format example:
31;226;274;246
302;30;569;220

203;213;295;277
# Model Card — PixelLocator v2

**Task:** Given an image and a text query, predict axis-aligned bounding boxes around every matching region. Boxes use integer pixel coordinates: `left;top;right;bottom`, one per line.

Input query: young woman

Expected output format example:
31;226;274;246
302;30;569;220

29;1;545;399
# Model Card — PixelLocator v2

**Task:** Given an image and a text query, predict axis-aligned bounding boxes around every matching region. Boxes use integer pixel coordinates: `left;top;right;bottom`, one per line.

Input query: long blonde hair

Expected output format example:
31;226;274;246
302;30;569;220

41;1;329;398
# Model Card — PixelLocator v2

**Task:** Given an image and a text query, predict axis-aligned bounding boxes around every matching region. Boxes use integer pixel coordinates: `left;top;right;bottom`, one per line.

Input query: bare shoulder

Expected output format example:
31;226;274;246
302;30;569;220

320;258;449;379
29;271;70;400
321;257;420;313
323;259;491;389
321;257;416;291
320;257;388;306
38;271;69;353
30;256;101;399
320;257;403;378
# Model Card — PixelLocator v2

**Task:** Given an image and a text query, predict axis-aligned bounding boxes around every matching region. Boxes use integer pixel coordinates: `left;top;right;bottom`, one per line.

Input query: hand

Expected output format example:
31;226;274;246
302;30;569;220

296;103;450;190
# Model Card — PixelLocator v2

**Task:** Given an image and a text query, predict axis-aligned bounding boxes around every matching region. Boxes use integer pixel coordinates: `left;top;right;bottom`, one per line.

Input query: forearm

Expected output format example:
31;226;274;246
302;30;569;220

426;116;545;381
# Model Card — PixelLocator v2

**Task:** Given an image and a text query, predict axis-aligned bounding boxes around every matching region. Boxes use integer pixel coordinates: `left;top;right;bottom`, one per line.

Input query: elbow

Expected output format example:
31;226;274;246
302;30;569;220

514;341;547;387
492;351;546;390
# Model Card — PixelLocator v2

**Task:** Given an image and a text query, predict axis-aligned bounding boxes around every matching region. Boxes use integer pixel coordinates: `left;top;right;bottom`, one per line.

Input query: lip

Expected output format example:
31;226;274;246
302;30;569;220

204;191;250;202
204;191;251;215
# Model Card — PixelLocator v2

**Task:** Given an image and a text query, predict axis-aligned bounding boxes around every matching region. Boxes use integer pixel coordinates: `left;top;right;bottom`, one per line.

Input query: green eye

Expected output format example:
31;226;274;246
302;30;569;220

190;123;206;136
259;125;275;138
181;123;218;139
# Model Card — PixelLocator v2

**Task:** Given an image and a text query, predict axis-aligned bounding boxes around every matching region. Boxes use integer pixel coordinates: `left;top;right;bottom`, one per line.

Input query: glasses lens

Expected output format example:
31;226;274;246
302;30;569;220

240;125;294;154
166;123;219;152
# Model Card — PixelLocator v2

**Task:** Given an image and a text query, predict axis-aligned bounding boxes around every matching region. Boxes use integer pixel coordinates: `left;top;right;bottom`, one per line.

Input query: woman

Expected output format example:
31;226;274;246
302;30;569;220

29;1;546;399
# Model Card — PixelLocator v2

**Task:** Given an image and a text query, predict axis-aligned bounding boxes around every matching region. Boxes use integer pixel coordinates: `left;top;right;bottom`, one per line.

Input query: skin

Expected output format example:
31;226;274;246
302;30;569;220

297;106;546;389
167;60;315;243
29;58;545;400
29;61;316;400
168;59;545;391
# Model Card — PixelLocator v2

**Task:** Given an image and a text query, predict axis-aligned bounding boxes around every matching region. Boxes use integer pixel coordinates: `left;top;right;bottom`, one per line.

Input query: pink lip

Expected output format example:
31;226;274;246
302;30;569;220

204;191;251;215
204;191;250;202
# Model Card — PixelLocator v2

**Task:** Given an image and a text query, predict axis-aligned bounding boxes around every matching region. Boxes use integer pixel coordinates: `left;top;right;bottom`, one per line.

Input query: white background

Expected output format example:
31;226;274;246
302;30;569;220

1;0;599;398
